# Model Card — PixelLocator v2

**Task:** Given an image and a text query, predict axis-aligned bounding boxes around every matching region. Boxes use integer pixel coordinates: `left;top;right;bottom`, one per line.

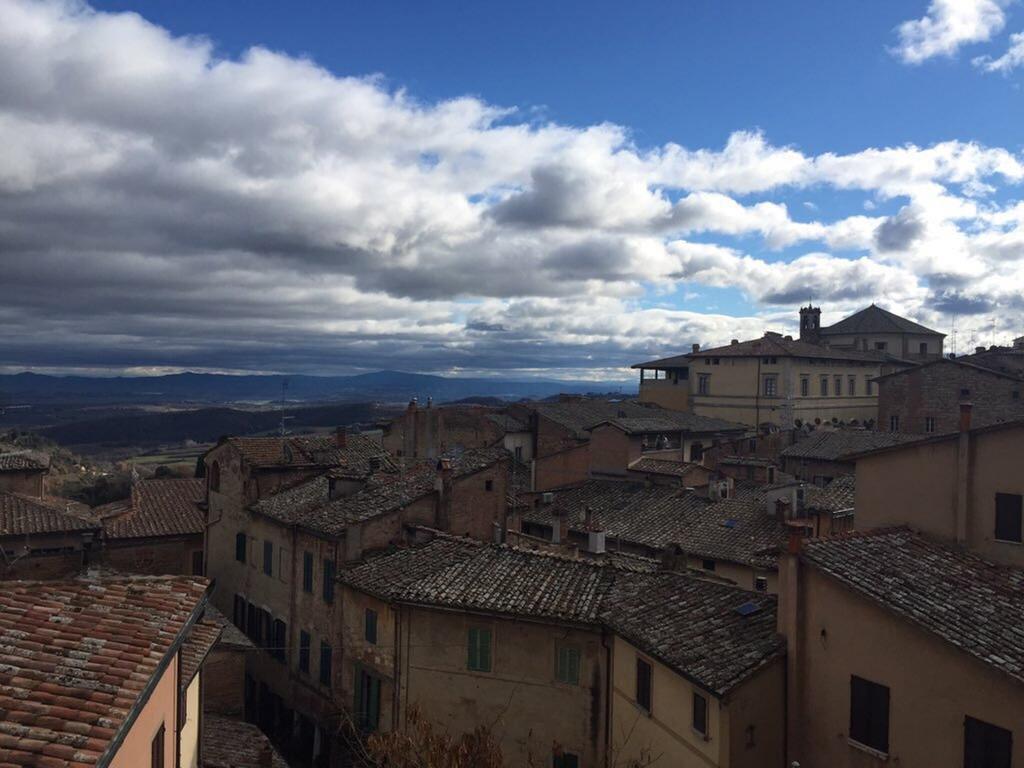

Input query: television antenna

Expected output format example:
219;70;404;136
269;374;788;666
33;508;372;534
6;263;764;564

278;379;293;437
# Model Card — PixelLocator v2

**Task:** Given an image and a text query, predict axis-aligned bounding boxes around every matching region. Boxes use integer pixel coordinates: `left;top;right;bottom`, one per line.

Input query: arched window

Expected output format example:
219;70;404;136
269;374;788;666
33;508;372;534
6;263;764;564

209;461;221;493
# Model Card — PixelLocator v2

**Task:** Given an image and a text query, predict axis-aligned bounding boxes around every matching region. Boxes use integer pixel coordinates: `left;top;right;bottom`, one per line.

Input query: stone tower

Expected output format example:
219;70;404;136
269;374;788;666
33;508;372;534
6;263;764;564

800;305;821;344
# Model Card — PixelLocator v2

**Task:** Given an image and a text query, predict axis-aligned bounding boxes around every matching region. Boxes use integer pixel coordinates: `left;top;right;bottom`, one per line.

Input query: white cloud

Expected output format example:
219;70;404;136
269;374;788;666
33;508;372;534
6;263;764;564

974;30;1024;72
894;0;1009;64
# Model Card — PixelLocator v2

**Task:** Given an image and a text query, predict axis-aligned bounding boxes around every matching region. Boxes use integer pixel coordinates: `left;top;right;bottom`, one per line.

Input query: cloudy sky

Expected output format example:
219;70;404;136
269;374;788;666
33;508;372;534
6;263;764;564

1;0;1022;380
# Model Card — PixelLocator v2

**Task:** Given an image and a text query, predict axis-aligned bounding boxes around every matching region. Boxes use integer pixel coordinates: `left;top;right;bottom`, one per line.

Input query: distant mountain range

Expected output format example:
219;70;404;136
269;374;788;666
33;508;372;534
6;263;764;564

0;370;635;406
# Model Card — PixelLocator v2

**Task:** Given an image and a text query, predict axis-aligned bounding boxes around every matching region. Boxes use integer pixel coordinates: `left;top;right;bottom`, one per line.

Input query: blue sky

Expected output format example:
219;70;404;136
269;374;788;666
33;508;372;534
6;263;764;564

1;0;1023;378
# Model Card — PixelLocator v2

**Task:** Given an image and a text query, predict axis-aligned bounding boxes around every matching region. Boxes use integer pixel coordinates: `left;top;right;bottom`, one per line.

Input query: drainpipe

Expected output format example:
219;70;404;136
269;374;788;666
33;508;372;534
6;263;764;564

779;531;803;765
955;402;972;544
602;630;613;767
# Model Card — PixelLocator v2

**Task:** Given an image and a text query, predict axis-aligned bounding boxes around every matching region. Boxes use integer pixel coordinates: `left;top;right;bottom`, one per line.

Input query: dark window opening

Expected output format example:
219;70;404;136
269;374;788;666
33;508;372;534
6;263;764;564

191;550;204;576
151;723;165;768
233;594;247;630
468;627;492;672
702;559;716;572
995;493;1023;543
263;541;273;576
319;642;333;687
555;645;581;685
235;532;247;563
323;559;336;603
355;668;382;732
272;619;287;663
302;551;314;593
636;658;652;712
964;715;1012;768
485;479;494;492
850;675;890;754
365;609;378;644
299;630;310;673
553;753;579;768
208;461;220;493
693;692;708;736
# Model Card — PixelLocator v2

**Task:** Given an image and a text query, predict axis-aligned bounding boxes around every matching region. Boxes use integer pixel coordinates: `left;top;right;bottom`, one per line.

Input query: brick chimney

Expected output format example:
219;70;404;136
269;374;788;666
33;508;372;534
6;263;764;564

435;458;454;531
691;343;700;353
335;426;347;449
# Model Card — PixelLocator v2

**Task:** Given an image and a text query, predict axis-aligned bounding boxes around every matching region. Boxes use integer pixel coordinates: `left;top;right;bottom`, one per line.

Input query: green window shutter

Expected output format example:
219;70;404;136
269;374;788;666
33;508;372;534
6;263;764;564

569;648;580;684
480;629;492;671
468;628;492;671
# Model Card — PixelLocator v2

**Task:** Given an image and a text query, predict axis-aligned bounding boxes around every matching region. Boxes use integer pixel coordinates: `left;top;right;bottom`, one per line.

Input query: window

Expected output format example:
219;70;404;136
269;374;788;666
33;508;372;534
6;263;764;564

233;595;247;630
834;376;842;397
925;416;936;433
964;715;1012;768
467;628;492;672
485;479;494;492
208;461;220;493
712;358;720;365
702;559;716;571
355;668;381;731
866;376;874;395
820;376;829;396
995;493;1023;543
299;631;310;673
555;645;581;685
1013;391;1021;401
848;376;856;396
635;658;652;712
514;445;523;461
319;642;333;687
365;609;378;644
235;532;247;563
849;675;890;754
553;753;579;768
919;342;928;355
874;341;888;351
762;375;777;396
698;374;710;395
692;692;708;737
323;559;336;603
191;550;204;576
754;576;768;592
272;619;287;663
263;541;273;576
800;376;809;397
961;388;971;398
246;604;261;644
889;414;900;432
151;723;165;768
302;552;313;593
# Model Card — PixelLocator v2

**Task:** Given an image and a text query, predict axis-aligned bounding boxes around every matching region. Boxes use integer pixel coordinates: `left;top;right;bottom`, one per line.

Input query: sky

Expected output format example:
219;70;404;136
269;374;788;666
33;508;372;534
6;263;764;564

0;0;1022;380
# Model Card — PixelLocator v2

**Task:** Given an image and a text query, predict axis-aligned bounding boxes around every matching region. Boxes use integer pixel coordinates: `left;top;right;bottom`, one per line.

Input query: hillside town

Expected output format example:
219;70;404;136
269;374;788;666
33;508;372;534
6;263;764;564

2;302;1022;767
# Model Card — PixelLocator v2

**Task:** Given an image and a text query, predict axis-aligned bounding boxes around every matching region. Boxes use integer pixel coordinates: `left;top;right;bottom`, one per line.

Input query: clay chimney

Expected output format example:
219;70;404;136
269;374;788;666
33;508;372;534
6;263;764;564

959;402;973;432
335;426;347;448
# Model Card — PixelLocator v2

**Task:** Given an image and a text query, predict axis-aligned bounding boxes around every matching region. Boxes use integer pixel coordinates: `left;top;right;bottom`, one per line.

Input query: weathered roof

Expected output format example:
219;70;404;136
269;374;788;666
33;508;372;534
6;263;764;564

202;603;253;650
530;400;665;438
203;715;289;768
0;447;49;473
627;457;695;478
0;491;99;537
841;418;1024;461
820;303;944;337
673;496;788;570
631;353;691;370
342;534;784;696
802;475;856;515
98;477;205;539
590;412;747;435
874;355;1024;383
179;618;222;690
692;334;898;363
0;575;208;767
225;433;393;475
801;529;1024;685
780;429;925;462
603;572;784;695
486;412;529;433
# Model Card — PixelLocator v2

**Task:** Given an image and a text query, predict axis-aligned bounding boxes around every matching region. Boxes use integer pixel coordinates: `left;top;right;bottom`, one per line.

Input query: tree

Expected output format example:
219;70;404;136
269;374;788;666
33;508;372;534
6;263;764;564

360;706;506;768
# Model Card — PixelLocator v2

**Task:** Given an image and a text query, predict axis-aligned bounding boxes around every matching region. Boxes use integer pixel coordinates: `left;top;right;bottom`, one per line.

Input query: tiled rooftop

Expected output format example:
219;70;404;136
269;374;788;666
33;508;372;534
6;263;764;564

0;491;98;537
342;534;783;696
200;604;253;650
98;478;205;539
693;333;899;363
819;303;943;337
203;715;289;768
0;447;49;473
0;575;208;767
530;400;663;437
226;433;393;475
628;457;695;478
801;475;856;515
802;529;1024;685
674;496;788;569
179;618;221;690
592;413;747;435
780;429;924;462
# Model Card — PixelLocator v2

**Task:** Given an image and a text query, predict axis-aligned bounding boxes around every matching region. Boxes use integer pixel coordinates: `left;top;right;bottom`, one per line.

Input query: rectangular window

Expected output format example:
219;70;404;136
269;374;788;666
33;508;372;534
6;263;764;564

233;594;247;630
272;619;287;663
555;645;581;685
762;375;777;396
702;558;716;571
553;753;580;768
151;723;165;768
191;550;204;576
692;692;708;737
323;559;336;603
820;376;829;396
866;376;874;395
299;631;310;673
800;376;809;397
875;341;888;351
834;375;843;397
467;628;492;672
235;532;247;563
961;388;971;398
925;416;936;433
365;609;378;644
485;479;494;492
964;715;1012;768
698;374;710;395
302;552;313;593
848;376;856;396
246;603;260;644
356;668;382;732
995;493;1023;543
636;658;652;712
319;642;333;687
850;675;890;754
919;342;928;355
263;541;273;576
889;414;900;432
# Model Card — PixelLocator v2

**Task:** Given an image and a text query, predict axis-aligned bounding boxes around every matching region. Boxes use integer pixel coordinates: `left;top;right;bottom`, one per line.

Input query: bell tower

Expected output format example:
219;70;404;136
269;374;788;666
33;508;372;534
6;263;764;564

799;304;821;344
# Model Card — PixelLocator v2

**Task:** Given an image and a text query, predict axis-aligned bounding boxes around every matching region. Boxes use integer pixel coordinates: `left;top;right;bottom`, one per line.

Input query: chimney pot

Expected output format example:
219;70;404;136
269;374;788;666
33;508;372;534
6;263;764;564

959;402;972;432
975;346;986;355
731;339;739;345
692;343;700;353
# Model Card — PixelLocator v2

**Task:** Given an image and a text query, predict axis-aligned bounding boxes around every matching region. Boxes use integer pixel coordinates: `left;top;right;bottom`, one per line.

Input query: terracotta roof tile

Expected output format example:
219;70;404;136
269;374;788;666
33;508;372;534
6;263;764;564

693;333;901;363
802;529;1024;685
0;575;208;767
0;492;99;537
179;620;221;690
98;478;204;540
0;447;49;473
203;715;288;768
780;429;925;462
226;433;393;475
820;303;943;337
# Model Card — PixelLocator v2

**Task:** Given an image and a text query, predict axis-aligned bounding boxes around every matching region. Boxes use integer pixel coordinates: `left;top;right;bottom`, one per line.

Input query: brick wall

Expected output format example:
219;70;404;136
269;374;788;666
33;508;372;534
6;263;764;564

0;470;45;497
203;647;248;716
99;535;204;575
878;362;1024;433
534;443;590;491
